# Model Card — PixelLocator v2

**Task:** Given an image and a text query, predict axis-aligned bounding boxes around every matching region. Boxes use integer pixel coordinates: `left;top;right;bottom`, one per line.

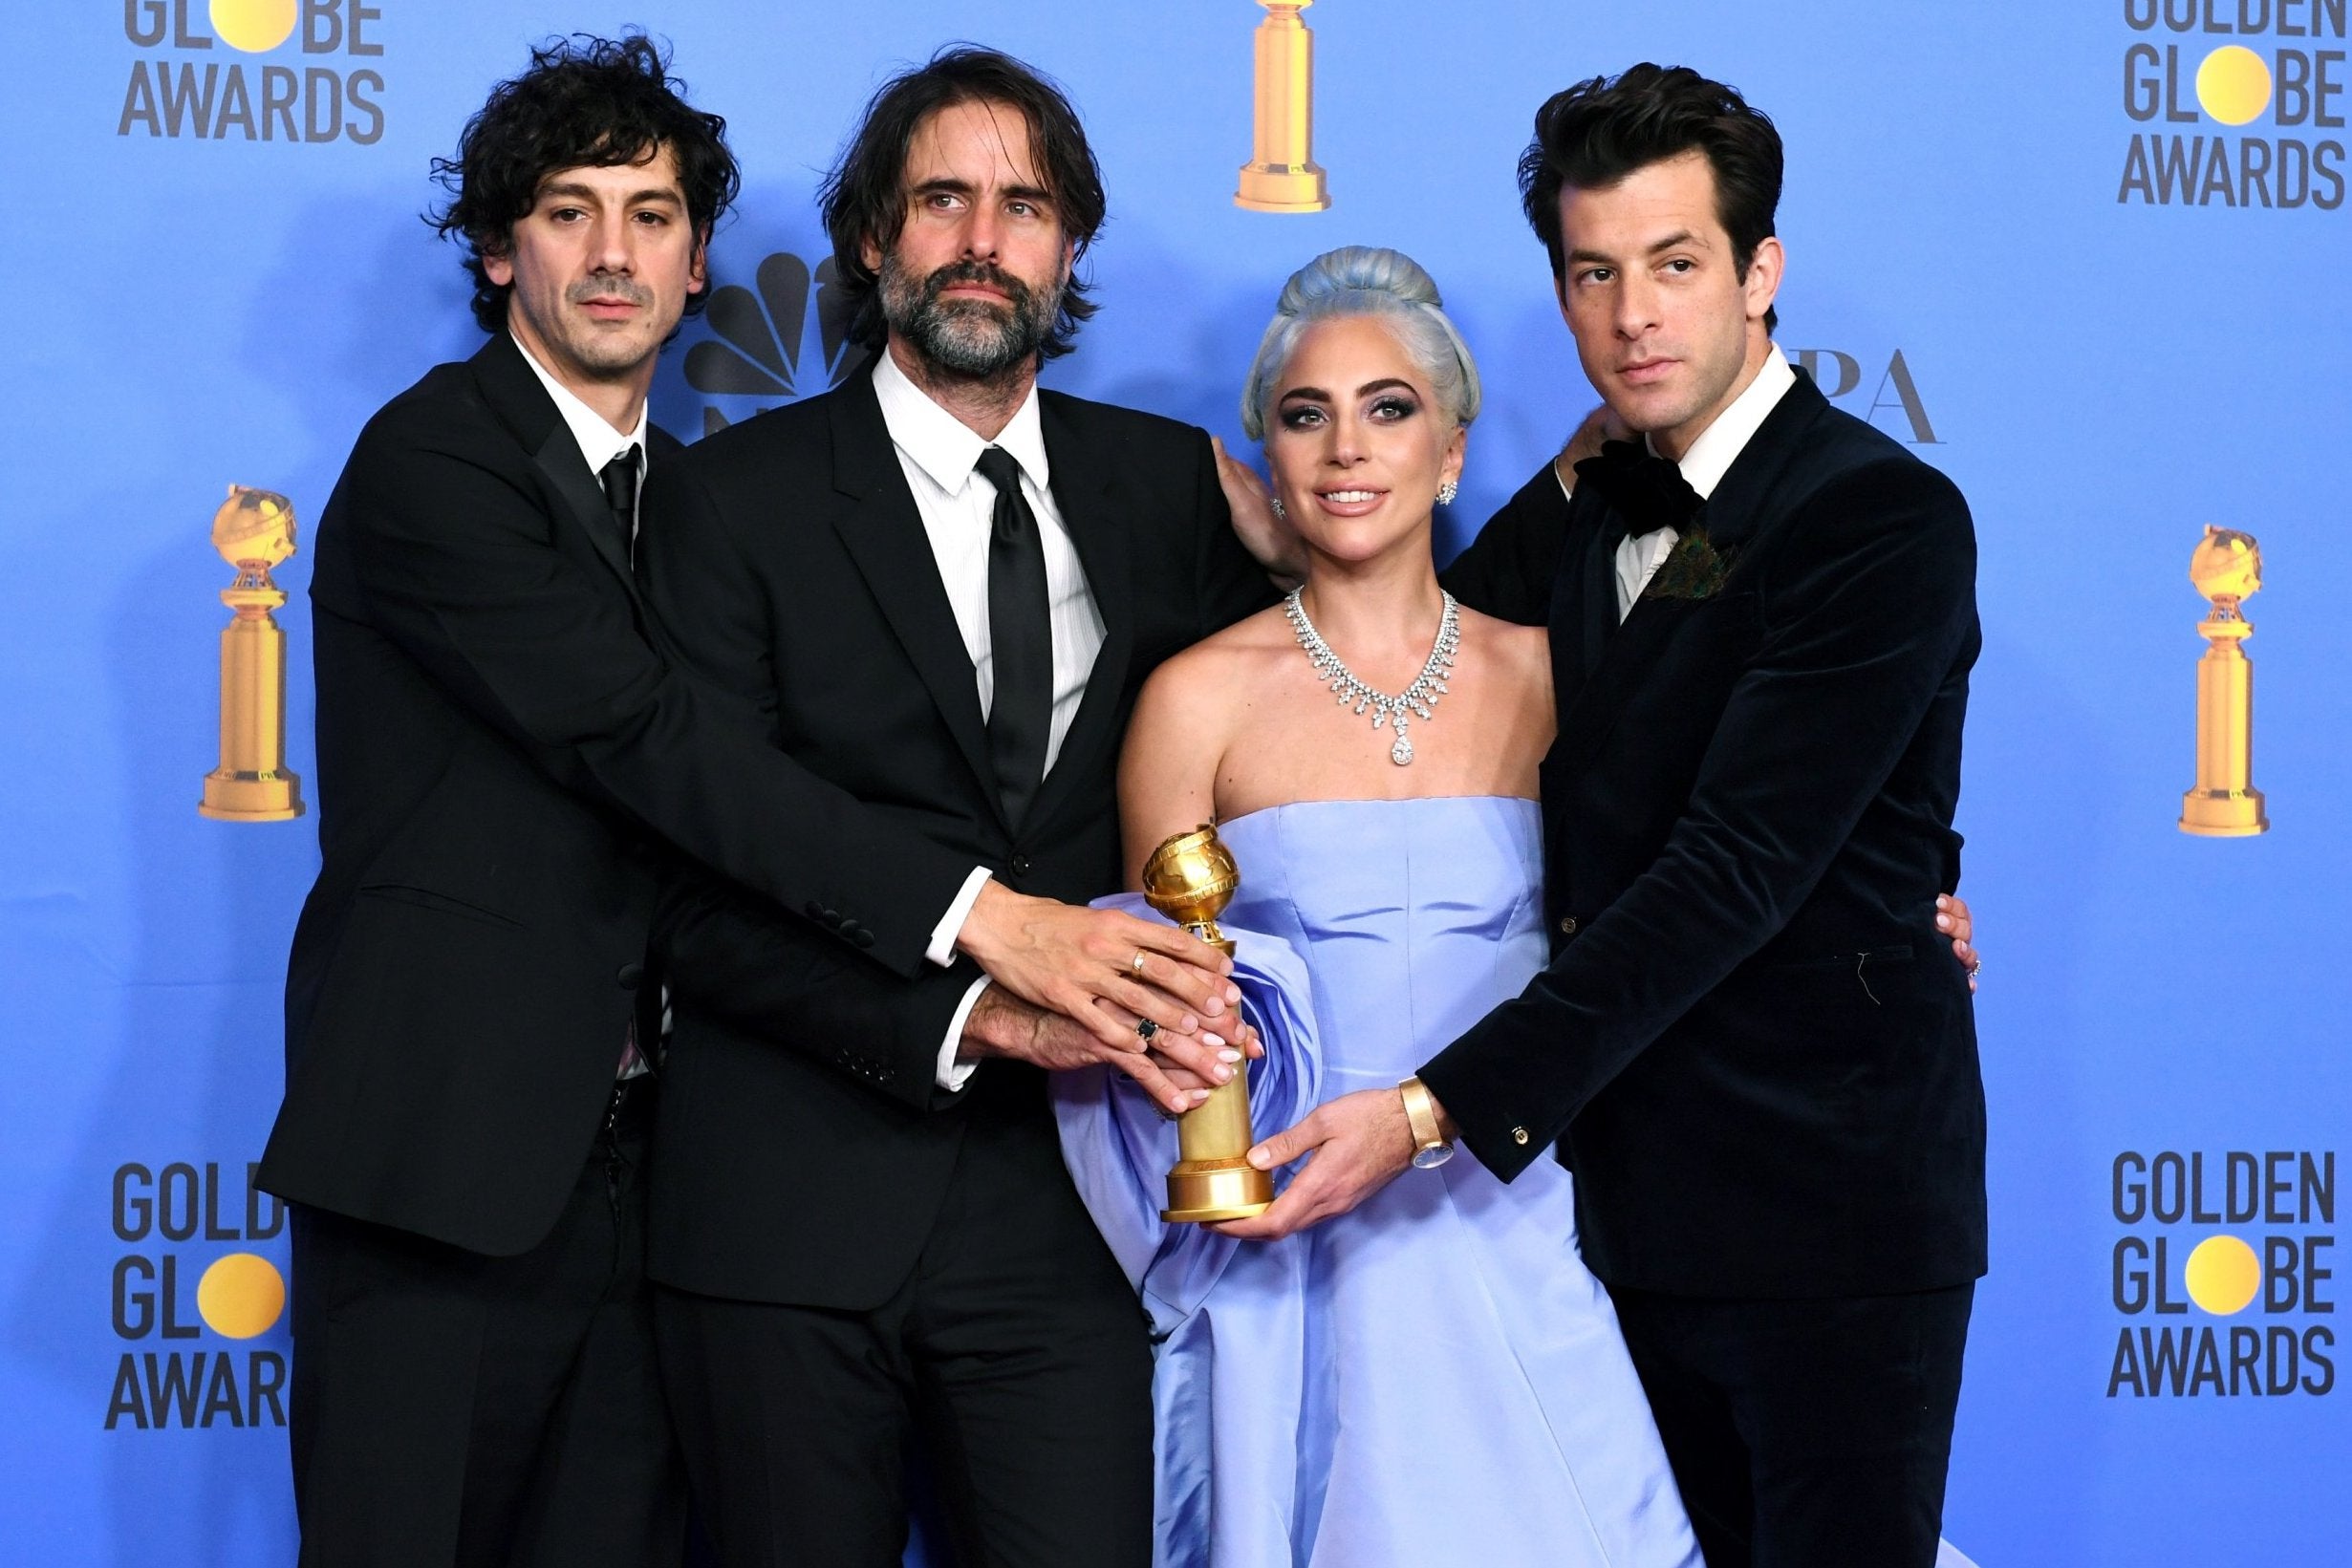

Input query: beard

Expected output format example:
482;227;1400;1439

879;252;1065;378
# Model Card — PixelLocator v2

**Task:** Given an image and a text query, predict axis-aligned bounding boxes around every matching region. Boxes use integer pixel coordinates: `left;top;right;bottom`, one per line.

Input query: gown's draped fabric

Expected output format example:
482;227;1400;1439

1053;798;1699;1568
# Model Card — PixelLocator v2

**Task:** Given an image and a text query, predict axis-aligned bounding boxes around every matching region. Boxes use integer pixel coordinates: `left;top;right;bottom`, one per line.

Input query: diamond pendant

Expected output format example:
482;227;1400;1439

1391;734;1414;766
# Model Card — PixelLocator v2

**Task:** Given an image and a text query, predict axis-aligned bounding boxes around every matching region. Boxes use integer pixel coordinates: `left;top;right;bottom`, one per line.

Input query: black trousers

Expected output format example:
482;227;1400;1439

655;1110;1154;1568
1610;1281;1974;1568
288;1076;682;1568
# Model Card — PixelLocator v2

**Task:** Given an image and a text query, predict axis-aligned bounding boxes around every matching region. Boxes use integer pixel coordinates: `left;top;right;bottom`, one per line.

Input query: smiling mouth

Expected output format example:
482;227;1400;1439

1319;489;1381;504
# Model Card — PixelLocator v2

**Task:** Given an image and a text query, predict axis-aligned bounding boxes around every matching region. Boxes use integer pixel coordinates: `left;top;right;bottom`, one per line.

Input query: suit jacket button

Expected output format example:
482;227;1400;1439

852;929;876;950
1512;1127;1530;1146
821;908;841;927
1557;916;1579;936
616;962;644;989
1009;853;1032;876
805;900;826;920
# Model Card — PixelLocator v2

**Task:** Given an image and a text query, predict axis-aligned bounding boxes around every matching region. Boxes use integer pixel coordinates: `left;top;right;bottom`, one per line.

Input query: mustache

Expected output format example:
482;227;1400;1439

920;260;1034;311
567;274;652;308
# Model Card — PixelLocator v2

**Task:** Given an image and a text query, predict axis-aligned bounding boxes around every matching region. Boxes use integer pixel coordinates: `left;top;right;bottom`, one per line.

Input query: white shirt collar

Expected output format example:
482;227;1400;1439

510;334;648;476
871;344;1050;497
1651;344;1797;501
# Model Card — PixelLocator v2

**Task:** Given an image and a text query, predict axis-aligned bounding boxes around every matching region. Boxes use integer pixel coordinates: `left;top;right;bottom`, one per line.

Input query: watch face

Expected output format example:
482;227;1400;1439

1411;1143;1456;1171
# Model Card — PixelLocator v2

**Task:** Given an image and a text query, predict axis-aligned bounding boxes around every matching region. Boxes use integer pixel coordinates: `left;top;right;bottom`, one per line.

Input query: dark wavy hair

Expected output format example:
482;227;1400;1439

1519;64;1783;333
819;46;1107;360
429;33;740;334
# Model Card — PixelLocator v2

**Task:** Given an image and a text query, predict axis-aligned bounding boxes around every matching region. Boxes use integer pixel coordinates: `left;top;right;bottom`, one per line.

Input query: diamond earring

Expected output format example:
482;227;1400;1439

1269;497;1287;520
1435;480;1458;505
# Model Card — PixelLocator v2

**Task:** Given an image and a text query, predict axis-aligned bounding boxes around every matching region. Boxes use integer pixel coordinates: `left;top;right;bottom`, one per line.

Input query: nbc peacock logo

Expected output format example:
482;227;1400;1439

684;251;869;436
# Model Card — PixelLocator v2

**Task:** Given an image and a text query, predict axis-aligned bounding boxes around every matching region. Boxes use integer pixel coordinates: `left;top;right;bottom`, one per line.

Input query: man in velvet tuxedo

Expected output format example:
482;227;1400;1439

261;37;1241;1568
1227;66;1985;1567
633;49;1272;1567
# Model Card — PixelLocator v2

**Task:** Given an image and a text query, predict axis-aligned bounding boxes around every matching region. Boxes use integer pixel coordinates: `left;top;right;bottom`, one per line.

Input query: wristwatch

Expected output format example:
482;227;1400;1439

1397;1076;1456;1170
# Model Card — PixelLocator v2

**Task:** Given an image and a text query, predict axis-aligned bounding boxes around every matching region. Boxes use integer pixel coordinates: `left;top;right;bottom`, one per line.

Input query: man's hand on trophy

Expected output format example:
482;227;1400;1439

957;881;1242;1052
958;985;1243;1117
1208;1086;1417;1241
1211;436;1307;589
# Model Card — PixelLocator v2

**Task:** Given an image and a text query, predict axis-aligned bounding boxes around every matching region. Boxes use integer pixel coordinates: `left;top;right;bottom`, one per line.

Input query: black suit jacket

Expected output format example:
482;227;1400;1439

1430;371;1986;1299
635;366;1275;1311
260;334;981;1257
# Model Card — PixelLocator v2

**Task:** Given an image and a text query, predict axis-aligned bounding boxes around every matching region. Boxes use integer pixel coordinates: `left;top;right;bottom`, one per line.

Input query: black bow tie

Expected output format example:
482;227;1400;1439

1571;440;1703;538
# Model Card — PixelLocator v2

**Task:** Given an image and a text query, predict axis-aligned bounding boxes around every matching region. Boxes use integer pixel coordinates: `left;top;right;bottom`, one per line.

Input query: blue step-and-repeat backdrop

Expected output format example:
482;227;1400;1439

3;2;2346;1562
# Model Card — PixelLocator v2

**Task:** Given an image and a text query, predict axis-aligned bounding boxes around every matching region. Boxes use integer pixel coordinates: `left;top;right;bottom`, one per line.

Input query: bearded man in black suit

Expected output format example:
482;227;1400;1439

1223;65;1986;1568
261;36;1241;1568
633;46;1277;1568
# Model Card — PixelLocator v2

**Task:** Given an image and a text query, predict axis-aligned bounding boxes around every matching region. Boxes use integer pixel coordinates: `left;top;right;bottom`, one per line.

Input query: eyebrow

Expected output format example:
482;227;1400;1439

909;176;1055;206
1281;376;1419;402
1566;228;1708;267
538;181;683;207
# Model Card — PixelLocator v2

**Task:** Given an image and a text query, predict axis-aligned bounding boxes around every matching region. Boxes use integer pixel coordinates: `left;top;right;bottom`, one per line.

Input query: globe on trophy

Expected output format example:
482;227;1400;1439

2178;525;2266;837
198;484;305;822
1142;825;1276;1222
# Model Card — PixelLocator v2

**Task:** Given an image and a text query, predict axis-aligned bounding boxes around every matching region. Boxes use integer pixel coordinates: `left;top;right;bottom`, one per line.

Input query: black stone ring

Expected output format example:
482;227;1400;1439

1134;1018;1159;1042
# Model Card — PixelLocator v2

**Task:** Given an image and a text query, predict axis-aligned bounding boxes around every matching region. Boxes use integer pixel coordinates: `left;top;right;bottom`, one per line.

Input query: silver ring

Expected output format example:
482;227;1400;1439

1132;950;1148;977
1134;1018;1158;1042
1967;957;1983;978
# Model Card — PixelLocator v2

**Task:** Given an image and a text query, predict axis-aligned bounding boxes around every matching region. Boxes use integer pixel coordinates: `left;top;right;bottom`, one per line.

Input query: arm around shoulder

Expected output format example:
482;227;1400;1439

1423;455;1979;1178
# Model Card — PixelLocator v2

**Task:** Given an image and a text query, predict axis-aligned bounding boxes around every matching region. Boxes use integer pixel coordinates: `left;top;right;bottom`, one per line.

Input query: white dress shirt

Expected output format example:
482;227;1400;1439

1558;347;1798;621
868;350;1108;1088
513;338;658;1075
513;337;648;526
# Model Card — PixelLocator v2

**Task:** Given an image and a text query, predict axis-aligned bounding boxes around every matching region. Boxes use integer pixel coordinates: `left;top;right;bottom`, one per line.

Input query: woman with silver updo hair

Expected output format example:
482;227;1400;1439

1053;246;1708;1566
1058;246;1981;1562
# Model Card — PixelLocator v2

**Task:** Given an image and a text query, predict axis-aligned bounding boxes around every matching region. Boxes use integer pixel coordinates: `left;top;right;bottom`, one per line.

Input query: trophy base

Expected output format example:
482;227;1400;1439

1236;162;1329;212
2180;787;2268;837
201;769;306;822
1161;1158;1275;1223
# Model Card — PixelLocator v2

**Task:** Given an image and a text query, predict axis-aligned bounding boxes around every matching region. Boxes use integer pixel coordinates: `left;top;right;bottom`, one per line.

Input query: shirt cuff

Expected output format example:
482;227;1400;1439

1553;461;1576;505
935;977;990;1092
927;867;995;969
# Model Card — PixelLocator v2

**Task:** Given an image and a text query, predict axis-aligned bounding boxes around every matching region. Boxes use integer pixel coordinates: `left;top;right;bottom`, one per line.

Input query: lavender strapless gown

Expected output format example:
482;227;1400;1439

1052;798;1700;1568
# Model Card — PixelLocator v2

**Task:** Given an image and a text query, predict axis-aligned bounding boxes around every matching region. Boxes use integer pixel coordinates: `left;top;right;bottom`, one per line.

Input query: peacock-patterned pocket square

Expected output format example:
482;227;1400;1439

1642;528;1738;602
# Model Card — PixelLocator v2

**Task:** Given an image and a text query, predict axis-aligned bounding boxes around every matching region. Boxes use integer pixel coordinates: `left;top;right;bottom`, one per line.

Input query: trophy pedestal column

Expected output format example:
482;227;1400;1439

1161;1075;1275;1223
2179;612;2266;837
200;585;305;822
1235;1;1330;212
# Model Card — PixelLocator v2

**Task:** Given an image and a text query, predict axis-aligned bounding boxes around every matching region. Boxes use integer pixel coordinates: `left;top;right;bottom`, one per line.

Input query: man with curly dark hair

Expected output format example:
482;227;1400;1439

259;33;1254;1567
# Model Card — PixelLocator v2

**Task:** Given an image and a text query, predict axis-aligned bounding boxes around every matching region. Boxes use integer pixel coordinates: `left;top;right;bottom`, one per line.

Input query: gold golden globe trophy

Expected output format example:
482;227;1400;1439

1236;1;1331;212
1143;825;1276;1222
2179;525;2267;837
198;485;305;822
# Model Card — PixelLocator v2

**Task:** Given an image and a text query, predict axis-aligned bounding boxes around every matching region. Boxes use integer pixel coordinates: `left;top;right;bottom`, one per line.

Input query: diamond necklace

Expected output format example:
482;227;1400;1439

1284;586;1460;766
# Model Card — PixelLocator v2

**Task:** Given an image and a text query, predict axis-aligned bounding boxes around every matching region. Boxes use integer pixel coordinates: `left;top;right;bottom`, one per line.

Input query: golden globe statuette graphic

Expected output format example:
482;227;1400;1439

1143;825;1276;1222
199;485;305;822
1236;1;1331;212
2179;526;2267;837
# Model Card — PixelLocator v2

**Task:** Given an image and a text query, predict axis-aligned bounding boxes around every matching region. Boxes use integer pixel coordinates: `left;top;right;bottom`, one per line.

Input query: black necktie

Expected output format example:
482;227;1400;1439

975;445;1053;828
598;444;641;568
1571;439;1703;539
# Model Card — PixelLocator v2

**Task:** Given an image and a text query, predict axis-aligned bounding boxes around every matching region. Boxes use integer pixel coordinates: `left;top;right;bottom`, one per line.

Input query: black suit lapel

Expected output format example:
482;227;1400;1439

824;371;1000;816
471;333;638;594
1553;368;1832;762
1023;395;1130;833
